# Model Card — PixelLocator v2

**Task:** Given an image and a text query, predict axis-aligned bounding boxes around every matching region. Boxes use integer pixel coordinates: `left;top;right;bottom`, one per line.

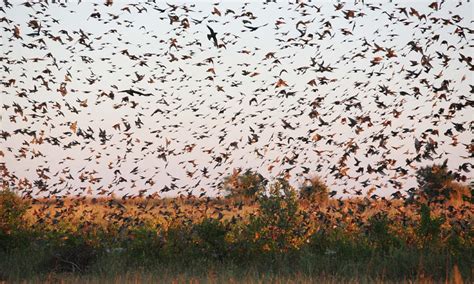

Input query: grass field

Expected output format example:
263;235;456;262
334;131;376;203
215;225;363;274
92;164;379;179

1;188;473;283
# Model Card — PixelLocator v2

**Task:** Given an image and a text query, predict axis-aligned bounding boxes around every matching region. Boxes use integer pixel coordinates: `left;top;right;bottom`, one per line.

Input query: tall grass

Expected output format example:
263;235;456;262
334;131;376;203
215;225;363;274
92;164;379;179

0;185;472;282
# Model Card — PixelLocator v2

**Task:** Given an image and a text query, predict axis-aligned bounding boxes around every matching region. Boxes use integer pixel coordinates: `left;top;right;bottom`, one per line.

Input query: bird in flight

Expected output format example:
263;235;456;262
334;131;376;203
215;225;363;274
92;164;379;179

207;25;218;47
119;89;153;97
0;0;472;205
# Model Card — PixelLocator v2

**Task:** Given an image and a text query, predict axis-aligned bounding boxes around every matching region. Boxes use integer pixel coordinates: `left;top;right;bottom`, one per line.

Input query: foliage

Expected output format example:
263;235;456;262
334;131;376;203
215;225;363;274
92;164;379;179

448;181;472;206
416;204;444;247
45;233;101;273
126;226;164;260
299;176;329;205
365;213;401;251
416;163;454;204
162;221;196;261
0;188;28;233
415;163;472;206
0;188;473;282
0;188;31;253
247;178;311;253
193;218;228;260
221;168;268;201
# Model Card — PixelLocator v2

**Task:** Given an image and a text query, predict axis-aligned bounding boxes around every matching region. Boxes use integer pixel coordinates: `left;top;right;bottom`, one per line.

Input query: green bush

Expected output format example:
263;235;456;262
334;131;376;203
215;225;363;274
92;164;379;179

194;218;228;260
365;213;402;252
0;188;31;252
126;226;164;261
417;204;444;247
0;188;28;233
247;178;310;253
162;222;197;262
44;233;101;273
307;228;371;261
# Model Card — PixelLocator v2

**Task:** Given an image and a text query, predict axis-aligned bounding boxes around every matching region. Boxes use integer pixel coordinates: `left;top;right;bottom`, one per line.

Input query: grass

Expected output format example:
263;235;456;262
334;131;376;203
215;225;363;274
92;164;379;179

2;247;470;283
0;187;473;283
3;272;388;284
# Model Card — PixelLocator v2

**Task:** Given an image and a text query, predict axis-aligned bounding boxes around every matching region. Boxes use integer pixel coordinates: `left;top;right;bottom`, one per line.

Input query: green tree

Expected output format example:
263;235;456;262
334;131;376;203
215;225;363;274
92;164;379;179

0;188;28;233
416;162;454;204
221;168;267;201
417;204;444;247
247;178;310;252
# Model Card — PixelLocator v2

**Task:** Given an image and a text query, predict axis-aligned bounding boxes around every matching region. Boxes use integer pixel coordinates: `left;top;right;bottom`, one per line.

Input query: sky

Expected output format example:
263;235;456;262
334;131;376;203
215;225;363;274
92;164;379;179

1;0;473;199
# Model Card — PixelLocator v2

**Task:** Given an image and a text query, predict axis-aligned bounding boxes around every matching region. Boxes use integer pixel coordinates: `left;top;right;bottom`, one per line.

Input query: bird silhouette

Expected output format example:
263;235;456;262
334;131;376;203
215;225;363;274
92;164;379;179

206;25;218;47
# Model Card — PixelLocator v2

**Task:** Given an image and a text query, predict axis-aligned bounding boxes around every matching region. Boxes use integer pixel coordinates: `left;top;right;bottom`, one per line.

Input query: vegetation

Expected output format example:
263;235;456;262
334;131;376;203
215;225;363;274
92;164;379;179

0;187;28;232
221;168;268;201
299;175;329;205
0;168;472;282
415;162;471;205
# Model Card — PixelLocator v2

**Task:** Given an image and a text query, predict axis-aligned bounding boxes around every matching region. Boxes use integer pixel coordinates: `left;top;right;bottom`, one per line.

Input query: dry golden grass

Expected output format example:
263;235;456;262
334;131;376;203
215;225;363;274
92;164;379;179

24;196;261;230
24;195;473;234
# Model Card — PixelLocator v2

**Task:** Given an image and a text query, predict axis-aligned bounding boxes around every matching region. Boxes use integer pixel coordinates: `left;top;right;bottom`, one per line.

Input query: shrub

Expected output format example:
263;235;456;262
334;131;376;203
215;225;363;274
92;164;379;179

417;204;444;247
248;178;311;253
126;226;164;261
0;188;28;233
365;213;401;251
45;233;101;273
162;222;196;261
221;168;268;201
415;163;472;206
193;218;228;260
0;188;31;252
299;176;329;205
307;228;372;261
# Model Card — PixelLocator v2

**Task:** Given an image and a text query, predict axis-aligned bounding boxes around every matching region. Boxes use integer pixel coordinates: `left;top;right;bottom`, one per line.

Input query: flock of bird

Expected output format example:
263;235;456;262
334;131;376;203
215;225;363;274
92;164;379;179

1;0;473;203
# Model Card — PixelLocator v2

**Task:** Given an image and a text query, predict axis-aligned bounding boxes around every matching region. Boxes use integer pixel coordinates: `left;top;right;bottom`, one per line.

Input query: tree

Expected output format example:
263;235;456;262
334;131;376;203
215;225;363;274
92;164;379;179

0;188;28;233
221;168;267;201
299;176;329;205
247;178;310;252
416;162;471;205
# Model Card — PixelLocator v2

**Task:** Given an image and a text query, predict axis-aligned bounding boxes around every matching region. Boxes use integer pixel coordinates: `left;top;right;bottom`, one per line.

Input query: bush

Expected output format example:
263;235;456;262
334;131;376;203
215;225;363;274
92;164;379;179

162;222;196;261
221;168;268;201
45;233;101;273
247;178;311;253
299;176;329;205
365;213;402;252
417;204;444;247
194;218;228;260
307;228;372;261
416;163;471;205
447;182;471;206
126;226;164;261
0;188;28;233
